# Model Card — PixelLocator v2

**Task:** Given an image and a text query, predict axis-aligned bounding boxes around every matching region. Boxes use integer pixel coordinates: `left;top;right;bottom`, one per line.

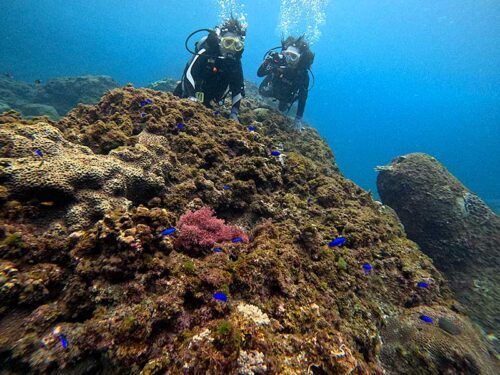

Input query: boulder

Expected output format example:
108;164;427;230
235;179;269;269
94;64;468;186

377;153;500;349
0;102;11;114
35;75;119;114
18;103;60;119
147;78;178;92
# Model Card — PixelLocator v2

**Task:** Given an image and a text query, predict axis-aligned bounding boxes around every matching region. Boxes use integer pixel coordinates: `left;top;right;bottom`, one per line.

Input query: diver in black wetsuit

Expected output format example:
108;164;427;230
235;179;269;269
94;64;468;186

257;36;314;123
174;19;246;123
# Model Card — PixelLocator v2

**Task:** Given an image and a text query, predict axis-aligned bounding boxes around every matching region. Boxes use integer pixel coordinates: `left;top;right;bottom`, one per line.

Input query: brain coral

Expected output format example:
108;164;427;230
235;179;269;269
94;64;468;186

381;305;498;375
0;113;164;230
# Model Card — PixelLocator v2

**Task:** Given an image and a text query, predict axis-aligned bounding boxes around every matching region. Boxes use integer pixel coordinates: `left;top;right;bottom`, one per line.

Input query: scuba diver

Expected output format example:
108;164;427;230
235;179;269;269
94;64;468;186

174;18;246;123
257;36;314;123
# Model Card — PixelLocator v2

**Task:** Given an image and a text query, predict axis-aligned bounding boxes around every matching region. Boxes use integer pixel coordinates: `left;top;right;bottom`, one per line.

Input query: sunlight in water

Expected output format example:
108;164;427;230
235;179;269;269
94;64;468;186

278;0;329;44
216;0;248;30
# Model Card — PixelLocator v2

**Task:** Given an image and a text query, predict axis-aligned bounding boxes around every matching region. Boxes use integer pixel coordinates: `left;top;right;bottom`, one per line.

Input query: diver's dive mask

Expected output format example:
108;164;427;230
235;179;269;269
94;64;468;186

283;46;301;65
220;33;244;58
221;36;244;51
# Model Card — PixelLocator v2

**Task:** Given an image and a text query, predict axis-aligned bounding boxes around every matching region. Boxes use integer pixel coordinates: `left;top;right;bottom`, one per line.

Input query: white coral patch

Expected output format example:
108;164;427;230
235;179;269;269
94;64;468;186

237;303;271;326
187;328;213;350
237;350;267;374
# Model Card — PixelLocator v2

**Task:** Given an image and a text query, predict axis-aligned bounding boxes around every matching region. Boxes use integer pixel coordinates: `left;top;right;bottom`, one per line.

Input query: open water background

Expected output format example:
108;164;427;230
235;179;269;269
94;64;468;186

0;0;498;206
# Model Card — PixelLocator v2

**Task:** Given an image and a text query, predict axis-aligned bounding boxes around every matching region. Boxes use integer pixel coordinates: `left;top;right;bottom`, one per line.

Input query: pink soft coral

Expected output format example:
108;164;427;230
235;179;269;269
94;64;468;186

175;207;248;256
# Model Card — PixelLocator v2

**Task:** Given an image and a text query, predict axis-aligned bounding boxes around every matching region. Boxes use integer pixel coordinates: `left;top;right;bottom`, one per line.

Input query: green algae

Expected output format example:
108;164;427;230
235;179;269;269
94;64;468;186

122;315;137;332
183;260;196;275
216;320;233;336
2;233;22;247
213;320;241;357
336;256;348;270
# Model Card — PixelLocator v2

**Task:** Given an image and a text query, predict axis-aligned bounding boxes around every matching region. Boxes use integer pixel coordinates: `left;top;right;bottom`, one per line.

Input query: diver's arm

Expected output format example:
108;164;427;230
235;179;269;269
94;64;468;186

229;60;245;122
257;57;273;77
257;60;269;77
295;73;310;120
182;49;208;98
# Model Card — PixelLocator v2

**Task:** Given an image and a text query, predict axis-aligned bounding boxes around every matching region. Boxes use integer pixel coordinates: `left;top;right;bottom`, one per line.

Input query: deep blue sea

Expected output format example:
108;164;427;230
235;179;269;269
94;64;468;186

1;0;499;204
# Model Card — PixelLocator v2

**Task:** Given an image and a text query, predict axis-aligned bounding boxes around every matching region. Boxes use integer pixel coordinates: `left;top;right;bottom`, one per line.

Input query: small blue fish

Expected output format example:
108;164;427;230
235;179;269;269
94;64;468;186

35;149;43;157
213;292;228;302
139;100;147;107
223;185;231;190
146;99;153;104
177;123;185;129
420;315;433;324
58;334;68;349
271;151;281;156
417;282;429;288
213;247;223;253
307;198;313;203
140;112;146;118
161;228;176;236
328;237;347;247
247;126;255;132
363;263;372;274
231;237;243;243
214;110;220;115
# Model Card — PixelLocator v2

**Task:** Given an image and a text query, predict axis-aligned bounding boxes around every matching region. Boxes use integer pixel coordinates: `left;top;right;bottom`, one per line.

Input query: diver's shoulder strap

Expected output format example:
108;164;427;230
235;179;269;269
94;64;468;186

195;36;208;52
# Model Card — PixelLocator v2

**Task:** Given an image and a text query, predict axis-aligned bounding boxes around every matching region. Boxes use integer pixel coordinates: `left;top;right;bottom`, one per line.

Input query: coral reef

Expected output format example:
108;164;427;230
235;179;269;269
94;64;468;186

0;89;497;374
0;75;118;119
377;153;500;351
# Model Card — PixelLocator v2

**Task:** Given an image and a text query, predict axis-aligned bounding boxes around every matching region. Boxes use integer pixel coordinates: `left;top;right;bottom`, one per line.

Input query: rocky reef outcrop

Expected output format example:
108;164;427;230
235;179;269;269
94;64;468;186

377;153;500;352
147;78;178;92
35;75;119;115
0;91;498;374
0;75;118;119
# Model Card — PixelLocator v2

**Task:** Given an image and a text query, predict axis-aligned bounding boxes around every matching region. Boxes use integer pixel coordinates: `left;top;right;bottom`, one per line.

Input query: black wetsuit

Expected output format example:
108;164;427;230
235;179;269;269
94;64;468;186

257;55;309;119
174;33;245;112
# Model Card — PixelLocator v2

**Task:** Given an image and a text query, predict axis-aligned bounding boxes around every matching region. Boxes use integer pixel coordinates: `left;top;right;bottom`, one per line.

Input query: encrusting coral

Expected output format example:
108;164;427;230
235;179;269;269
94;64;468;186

0;85;498;374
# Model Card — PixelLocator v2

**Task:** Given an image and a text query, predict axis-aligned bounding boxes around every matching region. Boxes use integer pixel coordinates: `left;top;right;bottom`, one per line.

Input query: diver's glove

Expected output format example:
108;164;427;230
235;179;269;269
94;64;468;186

229;107;240;123
294;116;306;131
263;58;274;72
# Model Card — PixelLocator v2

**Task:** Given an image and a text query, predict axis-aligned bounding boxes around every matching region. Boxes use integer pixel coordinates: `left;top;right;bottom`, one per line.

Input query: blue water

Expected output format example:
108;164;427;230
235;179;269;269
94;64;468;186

1;0;499;200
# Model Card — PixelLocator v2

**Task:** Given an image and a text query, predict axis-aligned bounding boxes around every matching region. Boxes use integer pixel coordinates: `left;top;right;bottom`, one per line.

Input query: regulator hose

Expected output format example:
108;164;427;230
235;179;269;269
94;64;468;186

184;28;215;56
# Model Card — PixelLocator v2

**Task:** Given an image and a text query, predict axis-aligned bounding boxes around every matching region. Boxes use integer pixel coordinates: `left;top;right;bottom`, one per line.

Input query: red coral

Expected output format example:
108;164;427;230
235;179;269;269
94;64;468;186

175;207;248;256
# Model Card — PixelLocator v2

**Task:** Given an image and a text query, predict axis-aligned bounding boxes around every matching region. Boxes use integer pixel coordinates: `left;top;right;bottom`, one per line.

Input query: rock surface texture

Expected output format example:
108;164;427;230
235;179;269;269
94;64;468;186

0;90;497;374
377;153;500;352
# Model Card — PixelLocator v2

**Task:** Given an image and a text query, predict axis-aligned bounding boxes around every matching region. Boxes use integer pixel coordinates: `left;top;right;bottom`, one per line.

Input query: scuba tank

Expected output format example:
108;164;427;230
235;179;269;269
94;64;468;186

184;28;220;57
